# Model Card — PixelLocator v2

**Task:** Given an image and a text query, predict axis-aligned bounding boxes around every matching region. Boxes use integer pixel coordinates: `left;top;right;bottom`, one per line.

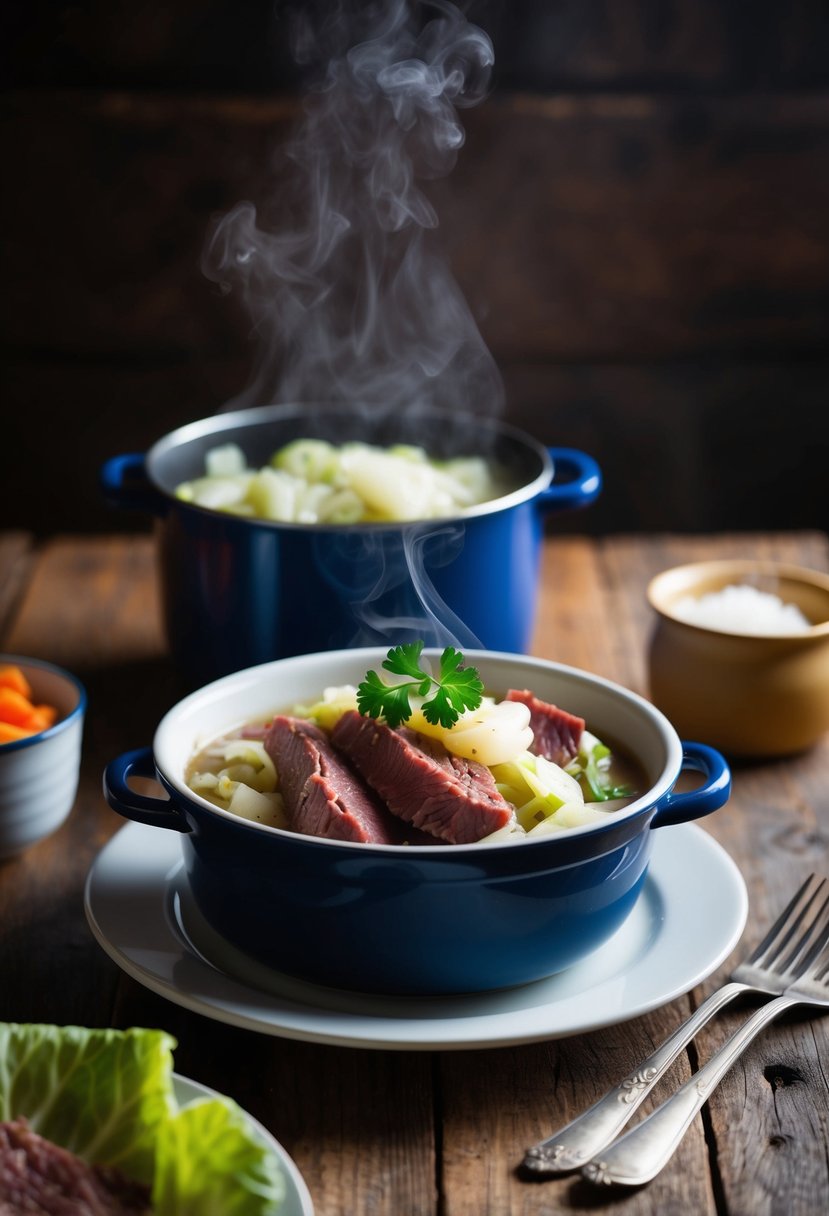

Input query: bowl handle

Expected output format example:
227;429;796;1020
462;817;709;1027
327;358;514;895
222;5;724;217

103;747;190;832
100;453;166;515
537;448;602;513
650;742;732;829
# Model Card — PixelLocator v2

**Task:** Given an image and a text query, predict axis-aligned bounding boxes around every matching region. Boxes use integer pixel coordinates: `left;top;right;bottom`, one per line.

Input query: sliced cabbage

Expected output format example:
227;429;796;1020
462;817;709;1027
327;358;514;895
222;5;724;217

439;456;493;504
445;700;533;766
292;684;360;731
492;751;581;816
174;438;505;523
189;770;220;793
405;697;533;767
205;443;247;478
567;729;636;802
221;740;276;792
315;487;365;524
338;445;456;520
488;750;586;833
271;438;338;482
188;736;280;816
246;468;301;522
175;475;252;511
526;803;613;834
228;784;287;828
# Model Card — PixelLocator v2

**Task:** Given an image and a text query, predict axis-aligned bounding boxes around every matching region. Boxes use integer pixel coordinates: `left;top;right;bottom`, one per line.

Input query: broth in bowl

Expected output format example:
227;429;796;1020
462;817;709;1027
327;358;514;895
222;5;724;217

184;645;646;847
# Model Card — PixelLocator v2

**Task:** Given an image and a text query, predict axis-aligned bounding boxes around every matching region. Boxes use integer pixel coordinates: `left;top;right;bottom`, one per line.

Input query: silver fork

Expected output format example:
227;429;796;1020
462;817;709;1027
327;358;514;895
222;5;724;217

581;903;829;1186
523;872;828;1175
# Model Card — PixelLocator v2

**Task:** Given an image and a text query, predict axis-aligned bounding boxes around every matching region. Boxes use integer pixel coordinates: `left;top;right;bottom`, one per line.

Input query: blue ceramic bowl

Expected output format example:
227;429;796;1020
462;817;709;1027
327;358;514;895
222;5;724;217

100;404;601;683
102;649;730;995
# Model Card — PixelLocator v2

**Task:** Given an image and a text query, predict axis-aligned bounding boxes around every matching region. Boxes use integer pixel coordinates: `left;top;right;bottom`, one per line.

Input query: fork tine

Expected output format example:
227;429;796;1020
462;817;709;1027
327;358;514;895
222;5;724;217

748;873;827;967
814;948;829;986
782;887;829;977
789;895;829;980
809;944;829;986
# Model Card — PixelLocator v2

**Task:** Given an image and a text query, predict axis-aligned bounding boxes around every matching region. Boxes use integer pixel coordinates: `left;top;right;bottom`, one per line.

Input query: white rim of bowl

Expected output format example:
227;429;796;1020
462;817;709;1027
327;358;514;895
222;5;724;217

152;648;684;854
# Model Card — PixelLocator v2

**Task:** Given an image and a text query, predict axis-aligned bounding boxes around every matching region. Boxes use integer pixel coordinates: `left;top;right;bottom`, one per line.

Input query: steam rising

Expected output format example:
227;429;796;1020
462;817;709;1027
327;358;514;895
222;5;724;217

203;0;503;419
315;523;481;648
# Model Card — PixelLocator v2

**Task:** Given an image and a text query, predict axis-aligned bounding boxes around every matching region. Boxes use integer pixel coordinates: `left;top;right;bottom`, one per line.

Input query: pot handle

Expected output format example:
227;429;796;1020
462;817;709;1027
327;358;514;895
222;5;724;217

100;453;166;515
538;448;602;513
650;742;731;829
103;746;190;833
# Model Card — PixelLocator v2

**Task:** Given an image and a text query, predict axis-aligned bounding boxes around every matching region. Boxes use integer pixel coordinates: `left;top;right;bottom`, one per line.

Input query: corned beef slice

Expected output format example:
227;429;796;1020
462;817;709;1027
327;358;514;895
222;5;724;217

331;711;513;844
506;688;585;766
0;1118;151;1215
264;715;400;844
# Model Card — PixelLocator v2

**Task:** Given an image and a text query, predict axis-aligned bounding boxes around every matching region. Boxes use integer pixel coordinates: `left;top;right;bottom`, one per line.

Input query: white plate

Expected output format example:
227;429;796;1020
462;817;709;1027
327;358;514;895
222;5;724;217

85;820;747;1051
173;1073;314;1216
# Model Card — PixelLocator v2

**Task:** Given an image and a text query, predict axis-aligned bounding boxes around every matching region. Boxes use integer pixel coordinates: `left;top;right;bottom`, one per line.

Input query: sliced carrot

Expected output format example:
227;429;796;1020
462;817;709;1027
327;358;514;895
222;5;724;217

0;664;61;746
27;704;58;731
0;687;37;727
0;721;36;743
0;665;33;700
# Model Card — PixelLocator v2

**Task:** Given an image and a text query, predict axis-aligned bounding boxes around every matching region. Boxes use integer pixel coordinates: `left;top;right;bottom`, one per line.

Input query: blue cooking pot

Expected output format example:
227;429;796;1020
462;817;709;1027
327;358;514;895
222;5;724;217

101;405;601;683
102;649;731;996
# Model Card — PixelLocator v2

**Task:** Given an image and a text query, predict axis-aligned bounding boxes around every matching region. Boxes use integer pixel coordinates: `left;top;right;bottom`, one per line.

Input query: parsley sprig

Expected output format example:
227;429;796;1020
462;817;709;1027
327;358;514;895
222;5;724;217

356;642;484;729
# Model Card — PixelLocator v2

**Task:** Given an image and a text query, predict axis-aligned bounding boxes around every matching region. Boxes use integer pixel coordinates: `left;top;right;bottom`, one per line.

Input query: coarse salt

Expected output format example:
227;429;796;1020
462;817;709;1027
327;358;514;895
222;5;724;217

672;583;811;635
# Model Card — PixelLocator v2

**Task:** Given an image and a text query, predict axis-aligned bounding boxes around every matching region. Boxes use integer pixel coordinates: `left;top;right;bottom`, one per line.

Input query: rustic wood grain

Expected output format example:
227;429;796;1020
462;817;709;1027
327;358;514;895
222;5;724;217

440;1035;717;1214
445;93;829;360
4;90;828;362
531;536;610;672
0;531;33;638
1;536;164;666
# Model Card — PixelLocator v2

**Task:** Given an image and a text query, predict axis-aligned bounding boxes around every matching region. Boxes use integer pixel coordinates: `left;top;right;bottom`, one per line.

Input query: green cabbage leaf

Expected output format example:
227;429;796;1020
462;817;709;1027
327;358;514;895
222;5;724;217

153;1094;286;1215
0;1023;285;1214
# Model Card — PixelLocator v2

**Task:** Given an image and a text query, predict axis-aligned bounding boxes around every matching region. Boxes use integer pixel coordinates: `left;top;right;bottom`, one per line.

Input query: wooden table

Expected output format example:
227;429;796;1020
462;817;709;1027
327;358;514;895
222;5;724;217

2;528;828;1215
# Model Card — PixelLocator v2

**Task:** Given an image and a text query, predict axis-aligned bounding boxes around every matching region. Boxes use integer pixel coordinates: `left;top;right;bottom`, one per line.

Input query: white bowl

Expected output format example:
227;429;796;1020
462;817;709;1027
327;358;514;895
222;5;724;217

0;655;86;859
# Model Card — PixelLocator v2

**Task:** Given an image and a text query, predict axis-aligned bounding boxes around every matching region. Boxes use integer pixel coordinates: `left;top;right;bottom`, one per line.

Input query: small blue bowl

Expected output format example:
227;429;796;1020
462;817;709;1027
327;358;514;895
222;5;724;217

102;649;730;995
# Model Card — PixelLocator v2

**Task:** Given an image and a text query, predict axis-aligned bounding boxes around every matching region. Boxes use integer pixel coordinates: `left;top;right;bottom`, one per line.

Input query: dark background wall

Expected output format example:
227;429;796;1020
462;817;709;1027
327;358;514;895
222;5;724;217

3;1;829;538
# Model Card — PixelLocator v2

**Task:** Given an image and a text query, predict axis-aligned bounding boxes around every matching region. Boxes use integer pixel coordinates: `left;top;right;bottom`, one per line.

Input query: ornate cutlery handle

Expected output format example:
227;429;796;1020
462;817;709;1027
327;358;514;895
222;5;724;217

581;994;798;1187
523;981;749;1174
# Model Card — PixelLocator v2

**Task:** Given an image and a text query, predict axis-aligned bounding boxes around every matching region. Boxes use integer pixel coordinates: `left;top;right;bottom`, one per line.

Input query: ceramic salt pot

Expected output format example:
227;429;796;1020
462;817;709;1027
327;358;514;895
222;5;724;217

646;560;829;758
